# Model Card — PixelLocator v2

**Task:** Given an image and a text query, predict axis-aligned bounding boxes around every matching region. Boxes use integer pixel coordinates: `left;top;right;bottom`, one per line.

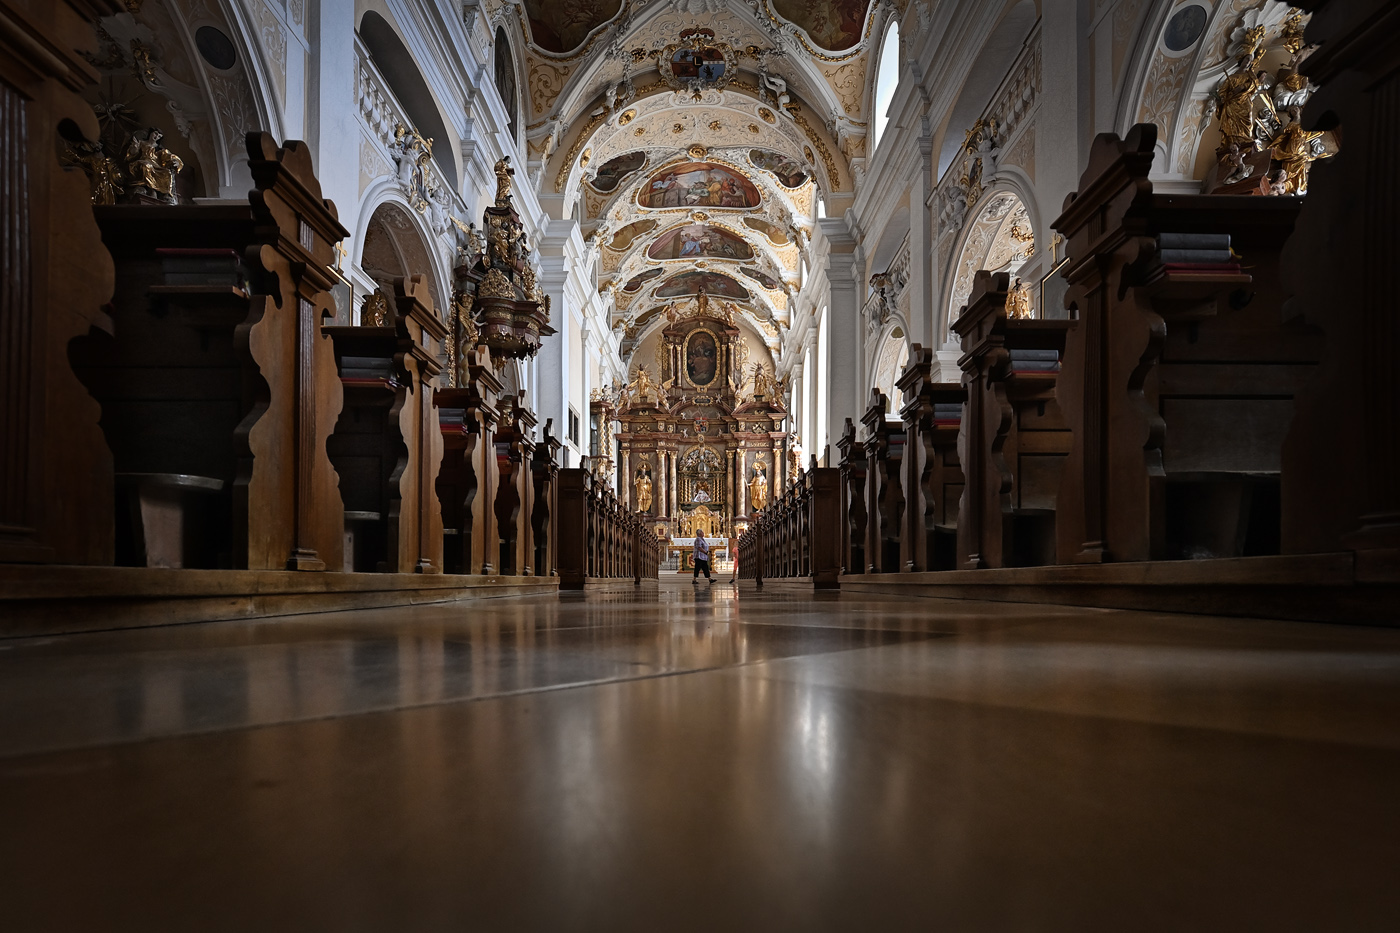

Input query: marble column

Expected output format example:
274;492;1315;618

820;220;861;449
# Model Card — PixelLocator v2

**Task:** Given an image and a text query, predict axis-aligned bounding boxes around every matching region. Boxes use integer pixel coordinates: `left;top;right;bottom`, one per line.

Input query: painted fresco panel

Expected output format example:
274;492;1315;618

647;224;754;260
639;162;761;209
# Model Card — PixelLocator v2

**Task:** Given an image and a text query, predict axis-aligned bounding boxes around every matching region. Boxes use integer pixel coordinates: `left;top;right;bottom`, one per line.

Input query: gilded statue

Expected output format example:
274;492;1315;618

634;462;654;512
362;292;390;327
1006;277;1033;320
627;365;662;405
123;127;182;202
748;459;768;513
750;363;778;398
1264;107;1333;195
1211;57;1269;156
62;138;122;205
493;155;514;205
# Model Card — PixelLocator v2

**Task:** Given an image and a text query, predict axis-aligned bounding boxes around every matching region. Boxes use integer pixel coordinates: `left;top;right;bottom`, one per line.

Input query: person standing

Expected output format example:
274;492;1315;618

692;530;711;584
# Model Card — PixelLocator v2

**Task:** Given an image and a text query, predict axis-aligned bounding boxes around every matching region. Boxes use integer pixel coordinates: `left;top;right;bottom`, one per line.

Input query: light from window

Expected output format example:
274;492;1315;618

872;22;901;152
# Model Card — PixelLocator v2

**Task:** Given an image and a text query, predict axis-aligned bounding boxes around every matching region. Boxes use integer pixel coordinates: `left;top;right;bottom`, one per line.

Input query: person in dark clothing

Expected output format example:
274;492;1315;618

692;531;711;584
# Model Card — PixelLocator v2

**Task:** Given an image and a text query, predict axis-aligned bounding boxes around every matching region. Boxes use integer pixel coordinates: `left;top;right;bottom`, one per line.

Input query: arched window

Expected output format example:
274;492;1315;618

494;27;518;142
871;21;901;152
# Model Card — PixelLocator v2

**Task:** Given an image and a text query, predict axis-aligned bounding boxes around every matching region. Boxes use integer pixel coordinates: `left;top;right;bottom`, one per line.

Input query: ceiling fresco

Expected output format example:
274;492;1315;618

750;149;809;188
647;223;755;261
589;151;647;193
770;0;873;52
740;267;781;290
523;0;622;55
638;162;761;210
743;216;791;245
656;271;751;300
622;267;664;292
608;219;658;251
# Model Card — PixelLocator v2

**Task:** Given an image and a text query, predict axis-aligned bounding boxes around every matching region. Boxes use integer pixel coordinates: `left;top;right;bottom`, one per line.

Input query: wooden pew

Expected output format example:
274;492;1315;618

435;346;502;574
861;390;905;573
324;274;444;573
1277;0;1400;564
953;272;1072;569
74;134;347;570
836;419;866;576
0;0;120;565
1053;124;1319;564
532;420;562;578
494;393;537;575
897;345;967;571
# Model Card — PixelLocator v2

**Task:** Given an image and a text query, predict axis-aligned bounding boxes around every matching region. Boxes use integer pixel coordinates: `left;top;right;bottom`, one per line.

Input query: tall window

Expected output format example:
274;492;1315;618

494;27;518;142
871;21;901;152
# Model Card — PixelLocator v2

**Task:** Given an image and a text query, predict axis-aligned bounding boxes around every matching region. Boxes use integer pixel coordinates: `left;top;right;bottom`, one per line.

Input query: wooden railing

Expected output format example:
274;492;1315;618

557;468;662;588
737;465;840;587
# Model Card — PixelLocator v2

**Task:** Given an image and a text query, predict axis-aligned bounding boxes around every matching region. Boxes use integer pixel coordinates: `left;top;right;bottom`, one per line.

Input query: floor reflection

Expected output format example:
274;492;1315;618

0;580;932;757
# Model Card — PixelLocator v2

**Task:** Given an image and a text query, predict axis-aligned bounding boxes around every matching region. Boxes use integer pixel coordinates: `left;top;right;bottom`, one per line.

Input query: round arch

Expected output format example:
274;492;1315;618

940;187;1035;343
869;321;910;402
353;191;450;320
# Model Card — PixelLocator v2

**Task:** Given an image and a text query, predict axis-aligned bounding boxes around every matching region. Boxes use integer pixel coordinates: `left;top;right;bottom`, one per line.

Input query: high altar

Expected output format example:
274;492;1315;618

592;289;794;542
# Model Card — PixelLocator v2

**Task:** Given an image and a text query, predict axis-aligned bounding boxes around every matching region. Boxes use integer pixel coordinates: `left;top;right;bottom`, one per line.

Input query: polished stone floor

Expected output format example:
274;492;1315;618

1;577;1398;931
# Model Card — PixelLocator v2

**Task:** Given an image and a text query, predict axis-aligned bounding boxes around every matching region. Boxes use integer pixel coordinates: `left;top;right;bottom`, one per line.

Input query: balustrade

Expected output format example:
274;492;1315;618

557;469;662;588
737;464;840;587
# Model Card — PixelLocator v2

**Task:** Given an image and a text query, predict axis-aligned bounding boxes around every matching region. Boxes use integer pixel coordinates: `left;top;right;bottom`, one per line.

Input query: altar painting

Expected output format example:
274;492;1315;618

639;162;761;209
686;330;719;386
647;224;754;261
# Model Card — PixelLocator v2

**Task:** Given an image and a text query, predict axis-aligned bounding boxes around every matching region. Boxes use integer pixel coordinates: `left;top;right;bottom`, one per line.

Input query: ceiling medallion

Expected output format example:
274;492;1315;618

617;108;637;126
659;28;737;99
691;211;709;221
634;127;646;136
758;107;776;124
687;144;707;159
748;123;760;134
803;145;814;163
580;148;591;168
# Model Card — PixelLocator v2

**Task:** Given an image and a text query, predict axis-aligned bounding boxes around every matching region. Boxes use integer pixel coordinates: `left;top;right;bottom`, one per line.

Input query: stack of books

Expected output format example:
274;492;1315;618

438;407;466;429
1009;349;1060;373
340;355;397;387
933;402;963;425
1154;233;1240;274
155;248;249;291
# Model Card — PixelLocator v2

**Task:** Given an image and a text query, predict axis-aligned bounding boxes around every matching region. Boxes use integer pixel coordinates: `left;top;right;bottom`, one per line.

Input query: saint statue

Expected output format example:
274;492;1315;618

748;459;768;513
1264;107;1334;195
627;365;662;405
123;127;182;202
634;463;654;512
62;139;122;206
1212;57;1269;157
493;155;514;205
1006;277;1033;320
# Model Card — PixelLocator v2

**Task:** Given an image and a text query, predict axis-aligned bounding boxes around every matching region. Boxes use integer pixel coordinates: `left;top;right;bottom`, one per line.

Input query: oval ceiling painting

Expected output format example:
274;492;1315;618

647;224;754;261
771;0;872;52
589;151;646;193
656;271;750;300
750;150;809;188
622;267;664;292
523;0;621;54
639;162;761;209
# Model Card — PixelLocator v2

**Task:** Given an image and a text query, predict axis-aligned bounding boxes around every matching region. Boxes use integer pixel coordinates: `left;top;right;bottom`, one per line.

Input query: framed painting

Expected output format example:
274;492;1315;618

685;329;719;387
647;224;754;261
638;162;760;210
